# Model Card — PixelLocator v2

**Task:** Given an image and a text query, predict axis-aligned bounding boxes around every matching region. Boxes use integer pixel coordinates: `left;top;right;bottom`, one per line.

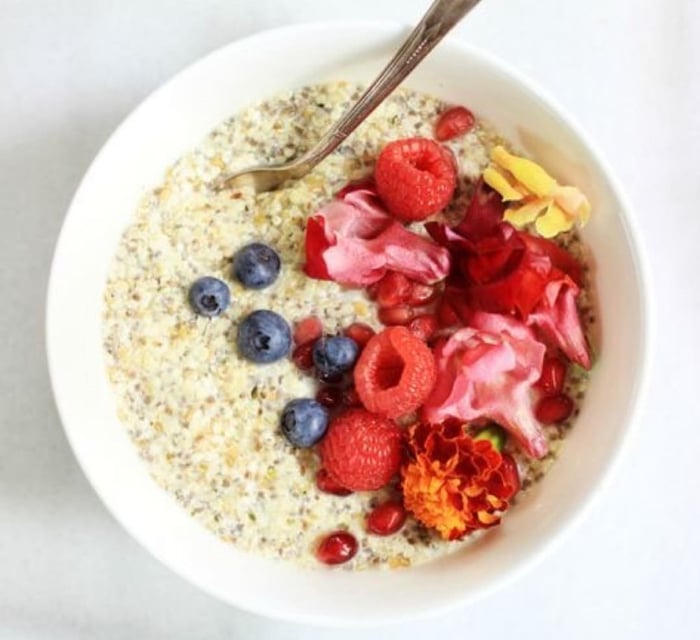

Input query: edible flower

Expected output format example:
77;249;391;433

483;146;591;238
304;187;450;286
421;312;548;458
401;421;519;540
426;217;590;368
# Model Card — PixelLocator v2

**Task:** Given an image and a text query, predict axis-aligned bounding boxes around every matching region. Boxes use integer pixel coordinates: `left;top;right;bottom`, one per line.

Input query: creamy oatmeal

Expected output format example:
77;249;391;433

103;82;594;569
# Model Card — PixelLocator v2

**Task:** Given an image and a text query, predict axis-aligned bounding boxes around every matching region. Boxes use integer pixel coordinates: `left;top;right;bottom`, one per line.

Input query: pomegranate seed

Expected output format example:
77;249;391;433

341;386;362;407
499;453;521;499
291;341;315;371
376;272;412;308
407;282;438;306
293;316;322;346
435;105;476;142
343;322;376;349
317;370;345;385
378;305;415;326
436;297;460;327
367;501;407;536
316;386;344;409
535;393;574;424
316;468;353;496
535;356;567;395
407;314;438;342
316;531;358;565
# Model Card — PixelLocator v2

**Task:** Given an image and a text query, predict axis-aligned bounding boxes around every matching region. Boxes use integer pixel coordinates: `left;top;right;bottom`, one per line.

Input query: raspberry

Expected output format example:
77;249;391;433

434;105;475;142
320;409;403;491
374;138;457;221
354;327;437;419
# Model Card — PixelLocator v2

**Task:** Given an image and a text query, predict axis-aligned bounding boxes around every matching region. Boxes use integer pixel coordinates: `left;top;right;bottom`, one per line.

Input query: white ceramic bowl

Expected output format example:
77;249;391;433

46;22;651;626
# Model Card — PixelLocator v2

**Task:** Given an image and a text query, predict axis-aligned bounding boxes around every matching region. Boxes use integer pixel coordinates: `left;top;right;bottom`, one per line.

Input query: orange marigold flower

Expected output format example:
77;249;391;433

401;422;520;540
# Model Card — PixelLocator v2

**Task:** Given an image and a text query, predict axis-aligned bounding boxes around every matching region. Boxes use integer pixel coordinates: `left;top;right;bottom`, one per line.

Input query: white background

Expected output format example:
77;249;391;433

1;0;699;638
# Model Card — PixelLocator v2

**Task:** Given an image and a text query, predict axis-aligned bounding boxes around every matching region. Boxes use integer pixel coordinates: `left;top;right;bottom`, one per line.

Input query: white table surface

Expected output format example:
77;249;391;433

2;0;699;637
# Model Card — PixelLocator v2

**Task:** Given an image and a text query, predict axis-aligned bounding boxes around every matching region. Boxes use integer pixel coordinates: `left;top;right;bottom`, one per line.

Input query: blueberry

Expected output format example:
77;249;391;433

280;398;329;447
312;336;359;378
232;243;281;290
237;310;291;363
188;276;230;317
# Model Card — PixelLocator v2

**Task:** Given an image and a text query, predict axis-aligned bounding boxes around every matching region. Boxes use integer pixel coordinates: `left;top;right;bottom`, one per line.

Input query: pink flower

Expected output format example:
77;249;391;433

421;312;548;458
304;188;450;286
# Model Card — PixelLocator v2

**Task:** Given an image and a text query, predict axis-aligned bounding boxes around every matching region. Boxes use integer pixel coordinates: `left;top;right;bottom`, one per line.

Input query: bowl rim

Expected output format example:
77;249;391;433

46;19;653;626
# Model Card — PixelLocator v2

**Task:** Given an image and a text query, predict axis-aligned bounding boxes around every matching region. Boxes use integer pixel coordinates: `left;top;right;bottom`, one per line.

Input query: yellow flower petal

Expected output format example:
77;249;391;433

504;198;547;227
553;185;591;225
491;146;557;197
534;201;573;238
483;167;525;201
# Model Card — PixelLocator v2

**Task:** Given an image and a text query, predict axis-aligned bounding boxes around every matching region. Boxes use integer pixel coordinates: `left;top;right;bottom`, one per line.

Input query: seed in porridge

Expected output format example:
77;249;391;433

535;394;574;424
187;276;230;317
316;531;358;565
280;398;329;448
374;138;457;222
237;310;291;363
312;336;359;378
232;242;281;290
367;501;407;536
434;105;475;142
320;409;402;492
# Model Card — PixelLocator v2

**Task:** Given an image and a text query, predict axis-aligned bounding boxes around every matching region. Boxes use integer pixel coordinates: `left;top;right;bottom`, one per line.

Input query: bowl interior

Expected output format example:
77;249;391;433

47;22;649;625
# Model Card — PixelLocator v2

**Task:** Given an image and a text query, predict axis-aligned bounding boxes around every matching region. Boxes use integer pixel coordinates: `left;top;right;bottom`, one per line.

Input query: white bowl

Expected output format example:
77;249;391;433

46;21;651;626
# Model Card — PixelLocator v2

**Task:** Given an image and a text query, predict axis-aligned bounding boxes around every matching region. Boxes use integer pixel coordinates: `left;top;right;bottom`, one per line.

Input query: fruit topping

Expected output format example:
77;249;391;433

304;187;450;285
188;276;230;317
376;271;412;308
483;146;591;238
374;138;457;221
499;453;521;499
354;327;437;420
316;531;358;565
434;106;475;142
401;422;519;540
232;242;281;289
237;310;291;364
315;385;344;409
534;393;574;424
407;314;438;342
312;336;359;378
315;468;353;496
291;341;315;371
421;312;548;459
366;501;407;536
377;305;415;326
343;323;376;349
320;408;402;491
535;355;567;395
280;398;329;447
293;316;323;346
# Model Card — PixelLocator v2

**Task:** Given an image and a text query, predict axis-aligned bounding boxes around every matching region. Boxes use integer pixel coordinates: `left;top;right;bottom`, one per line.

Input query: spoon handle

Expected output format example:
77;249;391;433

297;0;482;172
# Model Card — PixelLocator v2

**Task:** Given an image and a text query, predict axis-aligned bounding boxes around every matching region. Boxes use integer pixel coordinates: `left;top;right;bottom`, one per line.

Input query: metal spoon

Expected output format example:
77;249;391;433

212;0;482;193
